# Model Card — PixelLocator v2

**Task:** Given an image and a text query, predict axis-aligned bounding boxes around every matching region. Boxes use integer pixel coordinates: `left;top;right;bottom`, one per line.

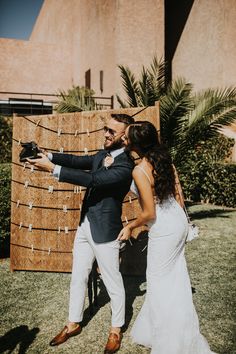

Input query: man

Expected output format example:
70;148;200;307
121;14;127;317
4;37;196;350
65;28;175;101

27;113;135;353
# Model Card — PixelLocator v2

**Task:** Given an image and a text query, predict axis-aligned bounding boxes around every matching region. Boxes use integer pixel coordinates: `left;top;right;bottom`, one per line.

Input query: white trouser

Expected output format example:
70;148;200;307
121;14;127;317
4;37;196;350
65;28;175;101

68;216;125;327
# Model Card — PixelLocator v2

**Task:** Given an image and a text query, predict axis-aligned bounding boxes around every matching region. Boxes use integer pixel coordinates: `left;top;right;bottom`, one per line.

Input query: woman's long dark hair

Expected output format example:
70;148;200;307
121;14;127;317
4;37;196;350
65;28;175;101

128;121;176;203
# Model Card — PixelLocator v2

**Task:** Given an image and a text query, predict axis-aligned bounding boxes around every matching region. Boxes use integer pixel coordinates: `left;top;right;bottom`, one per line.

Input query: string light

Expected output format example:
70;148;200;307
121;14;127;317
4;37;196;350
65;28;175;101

11;242;73;254
12;179;86;193
14;139;102;154
12;221;77;233
19;115;105;135
12;199;81;211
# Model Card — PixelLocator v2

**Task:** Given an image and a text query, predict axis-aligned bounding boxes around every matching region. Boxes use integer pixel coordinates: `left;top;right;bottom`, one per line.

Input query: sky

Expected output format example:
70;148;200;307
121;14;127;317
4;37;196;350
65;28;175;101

0;0;44;40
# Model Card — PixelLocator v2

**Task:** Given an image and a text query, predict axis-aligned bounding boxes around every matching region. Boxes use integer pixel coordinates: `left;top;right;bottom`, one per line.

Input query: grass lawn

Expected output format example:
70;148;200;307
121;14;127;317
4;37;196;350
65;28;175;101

0;203;235;354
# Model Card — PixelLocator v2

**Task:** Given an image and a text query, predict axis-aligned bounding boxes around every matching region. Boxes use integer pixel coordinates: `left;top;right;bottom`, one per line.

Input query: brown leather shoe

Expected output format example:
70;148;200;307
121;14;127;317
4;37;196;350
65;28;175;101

49;325;81;346
104;332;123;354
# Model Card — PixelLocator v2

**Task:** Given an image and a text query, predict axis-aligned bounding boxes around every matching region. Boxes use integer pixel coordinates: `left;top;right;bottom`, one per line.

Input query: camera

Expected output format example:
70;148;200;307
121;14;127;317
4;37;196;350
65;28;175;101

19;141;42;162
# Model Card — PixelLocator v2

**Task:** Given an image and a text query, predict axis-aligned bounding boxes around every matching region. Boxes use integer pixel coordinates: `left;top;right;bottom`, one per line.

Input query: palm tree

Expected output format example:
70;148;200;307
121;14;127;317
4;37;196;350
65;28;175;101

117;56;166;107
55;86;96;113
117;57;236;166
175;87;236;164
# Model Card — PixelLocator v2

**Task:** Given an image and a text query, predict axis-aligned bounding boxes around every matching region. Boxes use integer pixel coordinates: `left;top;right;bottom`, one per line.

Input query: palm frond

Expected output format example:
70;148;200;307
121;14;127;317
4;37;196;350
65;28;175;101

189;87;236;126
118;65;140;107
160;78;193;155
117;57;166;108
116;94;129;108
176;87;236;163
147;56;166;99
117;56;236;167
55;86;96;113
139;66;150;106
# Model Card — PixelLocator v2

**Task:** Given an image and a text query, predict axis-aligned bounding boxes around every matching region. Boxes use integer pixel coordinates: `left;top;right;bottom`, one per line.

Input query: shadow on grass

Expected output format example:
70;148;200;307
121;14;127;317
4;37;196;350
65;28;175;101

123;275;146;332
81;235;148;330
0;235;10;259
184;203;235;220
81;278;110;328
81;274;146;332
0;325;39;353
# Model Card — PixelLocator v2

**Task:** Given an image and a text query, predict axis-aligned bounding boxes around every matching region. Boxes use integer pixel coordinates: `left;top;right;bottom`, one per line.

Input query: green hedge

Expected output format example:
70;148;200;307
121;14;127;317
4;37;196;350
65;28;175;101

178;137;236;208
0;163;11;257
0;115;12;163
180;162;236;208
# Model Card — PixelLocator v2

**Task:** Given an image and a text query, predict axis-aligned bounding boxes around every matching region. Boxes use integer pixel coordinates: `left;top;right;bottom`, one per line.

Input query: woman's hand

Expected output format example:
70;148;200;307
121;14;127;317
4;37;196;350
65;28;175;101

117;225;132;241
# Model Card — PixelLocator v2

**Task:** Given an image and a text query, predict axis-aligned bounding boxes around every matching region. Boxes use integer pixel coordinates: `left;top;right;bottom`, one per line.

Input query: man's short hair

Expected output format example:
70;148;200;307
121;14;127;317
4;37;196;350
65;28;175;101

111;113;135;126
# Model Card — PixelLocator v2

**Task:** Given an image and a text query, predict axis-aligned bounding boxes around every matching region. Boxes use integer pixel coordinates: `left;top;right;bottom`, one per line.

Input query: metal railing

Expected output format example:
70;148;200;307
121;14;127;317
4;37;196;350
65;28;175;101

0;91;114;116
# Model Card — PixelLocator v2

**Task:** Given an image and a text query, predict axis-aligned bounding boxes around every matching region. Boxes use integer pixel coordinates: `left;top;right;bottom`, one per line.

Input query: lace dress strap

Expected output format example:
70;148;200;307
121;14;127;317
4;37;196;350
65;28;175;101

135;165;152;184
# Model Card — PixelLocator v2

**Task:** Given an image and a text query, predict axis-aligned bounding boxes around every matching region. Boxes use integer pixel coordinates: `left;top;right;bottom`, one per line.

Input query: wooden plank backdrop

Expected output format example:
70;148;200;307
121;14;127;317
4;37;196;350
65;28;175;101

10;105;160;273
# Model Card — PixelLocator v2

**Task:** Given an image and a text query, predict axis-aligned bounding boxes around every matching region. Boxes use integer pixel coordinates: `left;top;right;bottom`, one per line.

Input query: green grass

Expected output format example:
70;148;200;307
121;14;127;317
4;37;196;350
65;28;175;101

0;203;235;354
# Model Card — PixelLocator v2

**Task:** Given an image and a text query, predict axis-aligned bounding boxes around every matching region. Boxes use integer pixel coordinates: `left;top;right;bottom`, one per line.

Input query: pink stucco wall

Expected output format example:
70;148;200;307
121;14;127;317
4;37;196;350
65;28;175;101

172;0;236;91
76;0;164;103
0;0;164;105
0;0;75;97
0;38;71;95
0;0;235;106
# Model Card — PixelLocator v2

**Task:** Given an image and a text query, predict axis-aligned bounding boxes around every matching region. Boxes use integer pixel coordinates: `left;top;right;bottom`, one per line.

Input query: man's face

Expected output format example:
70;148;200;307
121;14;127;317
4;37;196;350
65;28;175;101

103;118;126;150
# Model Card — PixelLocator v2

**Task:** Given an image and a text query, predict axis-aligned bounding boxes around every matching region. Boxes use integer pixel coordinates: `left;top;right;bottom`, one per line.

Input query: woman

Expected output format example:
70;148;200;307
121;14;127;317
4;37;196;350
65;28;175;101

118;121;215;354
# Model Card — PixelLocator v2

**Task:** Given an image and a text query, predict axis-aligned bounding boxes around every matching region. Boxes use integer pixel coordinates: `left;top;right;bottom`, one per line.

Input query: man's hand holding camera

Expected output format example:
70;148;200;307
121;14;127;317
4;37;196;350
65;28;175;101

27;153;55;173
19;141;55;173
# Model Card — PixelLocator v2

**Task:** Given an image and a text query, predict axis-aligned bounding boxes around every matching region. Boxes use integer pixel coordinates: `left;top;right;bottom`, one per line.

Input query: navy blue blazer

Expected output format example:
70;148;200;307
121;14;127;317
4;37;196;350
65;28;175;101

52;150;134;243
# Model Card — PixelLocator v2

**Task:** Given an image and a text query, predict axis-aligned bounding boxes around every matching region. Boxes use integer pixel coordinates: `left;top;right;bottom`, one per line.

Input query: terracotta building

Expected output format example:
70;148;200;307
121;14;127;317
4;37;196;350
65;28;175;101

0;0;235;111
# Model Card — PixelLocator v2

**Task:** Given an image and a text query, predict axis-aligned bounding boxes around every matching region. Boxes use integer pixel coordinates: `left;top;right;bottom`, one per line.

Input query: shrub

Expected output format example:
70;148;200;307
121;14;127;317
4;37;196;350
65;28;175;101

0;163;11;257
0;115;12;163
55;86;96;113
178;136;236;207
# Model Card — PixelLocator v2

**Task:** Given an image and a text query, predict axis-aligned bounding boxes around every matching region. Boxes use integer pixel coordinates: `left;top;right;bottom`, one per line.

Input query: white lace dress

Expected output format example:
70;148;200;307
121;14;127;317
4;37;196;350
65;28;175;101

130;166;215;354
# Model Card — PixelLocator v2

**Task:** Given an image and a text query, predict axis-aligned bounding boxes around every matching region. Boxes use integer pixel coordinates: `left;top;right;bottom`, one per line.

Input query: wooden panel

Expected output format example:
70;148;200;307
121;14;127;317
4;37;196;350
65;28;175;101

10;105;160;272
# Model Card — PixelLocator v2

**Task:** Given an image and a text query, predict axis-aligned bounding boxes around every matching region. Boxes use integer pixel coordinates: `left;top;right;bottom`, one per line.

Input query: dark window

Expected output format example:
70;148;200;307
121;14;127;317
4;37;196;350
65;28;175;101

100;70;104;94
85;69;91;89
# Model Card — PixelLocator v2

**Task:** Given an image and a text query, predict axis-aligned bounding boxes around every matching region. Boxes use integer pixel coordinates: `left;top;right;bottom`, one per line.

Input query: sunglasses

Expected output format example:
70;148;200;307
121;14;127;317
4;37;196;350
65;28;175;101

103;126;124;137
